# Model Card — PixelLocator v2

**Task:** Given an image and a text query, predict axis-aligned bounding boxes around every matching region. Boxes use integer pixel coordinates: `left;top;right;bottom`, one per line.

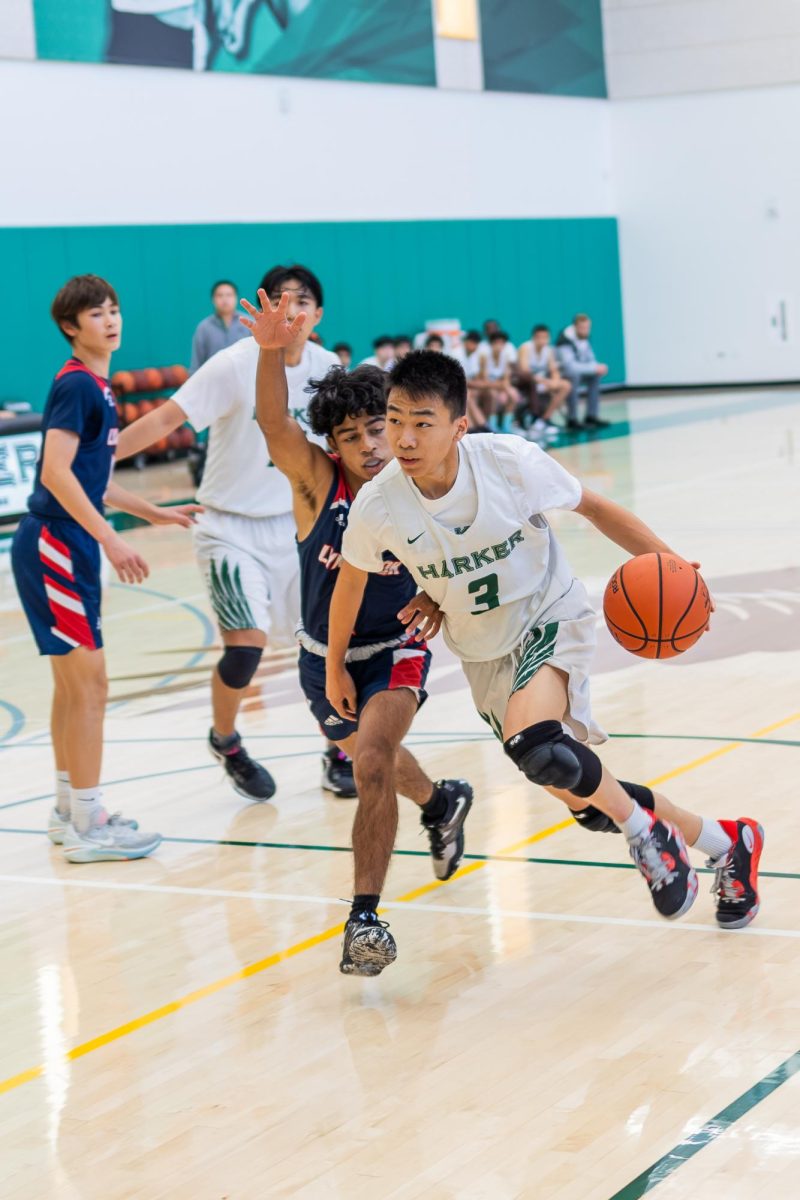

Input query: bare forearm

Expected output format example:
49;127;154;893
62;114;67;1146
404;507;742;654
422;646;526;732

104;481;162;523
327;566;368;665
116;400;187;460
42;468;112;544
582;492;673;557
255;348;289;433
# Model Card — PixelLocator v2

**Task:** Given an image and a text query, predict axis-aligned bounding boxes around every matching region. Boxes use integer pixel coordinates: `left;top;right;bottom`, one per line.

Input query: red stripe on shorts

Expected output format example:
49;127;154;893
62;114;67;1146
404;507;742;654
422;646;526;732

43;574;97;649
389;649;427;692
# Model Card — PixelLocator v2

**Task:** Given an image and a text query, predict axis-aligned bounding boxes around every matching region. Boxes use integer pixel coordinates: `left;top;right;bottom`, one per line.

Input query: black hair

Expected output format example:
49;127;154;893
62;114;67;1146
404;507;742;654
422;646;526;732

488;330;509;343
393;334;412;345
483;318;500;330
306;364;387;437
464;329;482;343
211;279;237;296
425;333;444;349
51;274;119;344
387;350;466;420
532;323;550;335
332;341;352;355
373;335;394;350
258;263;323;307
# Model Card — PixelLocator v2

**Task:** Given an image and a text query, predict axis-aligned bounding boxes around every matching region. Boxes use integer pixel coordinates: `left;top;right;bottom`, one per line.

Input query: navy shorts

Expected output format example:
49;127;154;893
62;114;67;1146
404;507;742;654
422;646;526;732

11;514;103;656
299;641;431;741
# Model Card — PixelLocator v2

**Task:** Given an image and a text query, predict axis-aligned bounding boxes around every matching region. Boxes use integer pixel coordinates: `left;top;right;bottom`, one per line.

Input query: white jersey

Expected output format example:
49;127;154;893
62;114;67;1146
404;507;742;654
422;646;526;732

342;434;588;662
478;339;517;368
519;340;555;376
176;336;339;518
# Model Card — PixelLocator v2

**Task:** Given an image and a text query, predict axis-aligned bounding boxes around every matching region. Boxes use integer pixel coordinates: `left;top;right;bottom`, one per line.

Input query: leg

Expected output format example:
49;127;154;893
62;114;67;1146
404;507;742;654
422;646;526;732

584;372;601;420
503;664;697;919
211;627;266;737
563;371;579;421
51;648;108;790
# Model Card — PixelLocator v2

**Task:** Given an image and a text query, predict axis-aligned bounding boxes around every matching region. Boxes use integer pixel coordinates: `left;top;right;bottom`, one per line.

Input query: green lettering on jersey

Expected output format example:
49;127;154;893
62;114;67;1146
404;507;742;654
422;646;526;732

472;548;493;568
418;563;439;580
452;556;474;575
439;560;454;579
508;529;524;548
492;540;510;560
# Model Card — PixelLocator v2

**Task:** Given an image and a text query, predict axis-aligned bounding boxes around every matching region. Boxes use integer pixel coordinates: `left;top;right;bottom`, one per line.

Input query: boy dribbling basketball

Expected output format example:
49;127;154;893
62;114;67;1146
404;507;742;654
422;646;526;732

326;351;764;965
11;275;201;862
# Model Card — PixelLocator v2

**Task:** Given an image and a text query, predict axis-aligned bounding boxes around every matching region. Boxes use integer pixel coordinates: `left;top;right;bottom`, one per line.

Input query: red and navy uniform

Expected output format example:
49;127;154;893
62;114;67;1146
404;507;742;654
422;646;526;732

11;358;118;655
297;456;431;740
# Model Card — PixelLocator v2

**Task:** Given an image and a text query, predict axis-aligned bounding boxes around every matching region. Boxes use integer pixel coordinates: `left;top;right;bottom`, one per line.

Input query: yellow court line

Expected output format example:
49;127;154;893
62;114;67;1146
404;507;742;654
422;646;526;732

1;710;798;1099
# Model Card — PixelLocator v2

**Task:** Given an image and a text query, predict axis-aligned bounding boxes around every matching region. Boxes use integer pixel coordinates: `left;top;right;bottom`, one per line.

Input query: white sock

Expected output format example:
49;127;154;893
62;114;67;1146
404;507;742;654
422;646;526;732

620;802;652;842
71;787;102;834
55;771;71;818
693;818;733;862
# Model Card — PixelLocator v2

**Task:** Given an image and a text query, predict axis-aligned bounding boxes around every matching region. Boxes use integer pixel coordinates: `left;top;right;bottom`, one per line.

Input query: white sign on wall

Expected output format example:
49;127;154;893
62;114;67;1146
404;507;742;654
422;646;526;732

0;429;42;518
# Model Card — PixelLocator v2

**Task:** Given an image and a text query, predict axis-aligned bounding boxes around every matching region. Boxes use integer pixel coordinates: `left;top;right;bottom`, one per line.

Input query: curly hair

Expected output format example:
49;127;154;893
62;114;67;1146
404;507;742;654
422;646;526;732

306;364;387;437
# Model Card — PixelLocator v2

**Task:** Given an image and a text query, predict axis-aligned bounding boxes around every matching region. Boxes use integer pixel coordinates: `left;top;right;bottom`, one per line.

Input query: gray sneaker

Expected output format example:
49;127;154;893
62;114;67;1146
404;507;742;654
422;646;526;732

340;911;397;976
63;809;161;863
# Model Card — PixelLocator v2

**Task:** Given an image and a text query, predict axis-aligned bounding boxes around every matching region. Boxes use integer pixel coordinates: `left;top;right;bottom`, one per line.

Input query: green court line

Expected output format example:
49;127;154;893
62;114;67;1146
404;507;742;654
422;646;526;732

608;1049;800;1198
1;827;798;880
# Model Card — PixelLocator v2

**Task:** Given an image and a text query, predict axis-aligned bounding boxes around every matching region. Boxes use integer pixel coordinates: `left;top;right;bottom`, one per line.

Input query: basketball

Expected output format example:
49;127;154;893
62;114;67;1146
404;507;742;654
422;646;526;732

111;370;135;394
603;553;711;659
162;364;188;388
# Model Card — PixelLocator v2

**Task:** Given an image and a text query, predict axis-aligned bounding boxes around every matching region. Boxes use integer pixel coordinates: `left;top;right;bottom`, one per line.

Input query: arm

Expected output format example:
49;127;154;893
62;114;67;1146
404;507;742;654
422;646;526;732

241;289;329;489
575;487;674;557
325;561;368;719
104;480;203;529
40;430;148;584
189;324;205;374
116;398;188;461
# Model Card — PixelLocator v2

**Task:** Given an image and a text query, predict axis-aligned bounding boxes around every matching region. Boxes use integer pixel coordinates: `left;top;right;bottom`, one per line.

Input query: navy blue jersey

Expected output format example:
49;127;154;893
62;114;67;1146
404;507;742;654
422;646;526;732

28;358;118;521
297;457;417;648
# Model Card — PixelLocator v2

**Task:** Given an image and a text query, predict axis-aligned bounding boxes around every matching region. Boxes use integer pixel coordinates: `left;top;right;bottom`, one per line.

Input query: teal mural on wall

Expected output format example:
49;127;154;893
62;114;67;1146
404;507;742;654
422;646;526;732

480;0;607;98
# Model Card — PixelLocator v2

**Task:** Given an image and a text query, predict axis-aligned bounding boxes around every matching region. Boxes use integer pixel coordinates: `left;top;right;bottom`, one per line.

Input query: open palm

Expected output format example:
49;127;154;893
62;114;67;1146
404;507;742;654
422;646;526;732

239;288;307;350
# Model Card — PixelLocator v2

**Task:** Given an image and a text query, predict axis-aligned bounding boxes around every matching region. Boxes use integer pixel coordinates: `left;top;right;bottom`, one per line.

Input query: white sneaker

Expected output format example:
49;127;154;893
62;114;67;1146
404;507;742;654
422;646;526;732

47;807;72;845
63;809;160;863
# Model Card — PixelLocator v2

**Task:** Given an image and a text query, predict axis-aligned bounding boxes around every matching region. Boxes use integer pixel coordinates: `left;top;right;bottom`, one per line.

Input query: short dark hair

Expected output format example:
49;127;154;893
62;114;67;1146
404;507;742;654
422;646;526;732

332;342;352;355
425;334;444;350
211;279;237;296
388;350;466;421
373;335;394;350
532;323;550;335
259;264;323;307
489;330;509;344
306;364;386;437
51;274;119;344
464;329;482;343
393;334;412;346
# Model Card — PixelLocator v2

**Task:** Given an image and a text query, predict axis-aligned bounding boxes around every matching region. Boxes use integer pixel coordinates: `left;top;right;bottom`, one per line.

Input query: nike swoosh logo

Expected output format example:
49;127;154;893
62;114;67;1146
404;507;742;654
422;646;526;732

407;532;425;544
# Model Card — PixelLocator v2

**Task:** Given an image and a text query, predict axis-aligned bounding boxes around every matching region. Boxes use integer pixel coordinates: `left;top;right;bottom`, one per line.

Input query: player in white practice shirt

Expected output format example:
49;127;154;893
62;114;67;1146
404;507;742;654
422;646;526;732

324;350;764;971
117;265;356;800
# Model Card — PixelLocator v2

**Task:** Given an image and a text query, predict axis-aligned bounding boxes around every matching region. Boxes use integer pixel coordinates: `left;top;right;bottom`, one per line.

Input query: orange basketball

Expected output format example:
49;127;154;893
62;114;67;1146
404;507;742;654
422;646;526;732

603;553;711;659
112;371;135;394
162;364;188;388
138;399;154;416
123;402;138;425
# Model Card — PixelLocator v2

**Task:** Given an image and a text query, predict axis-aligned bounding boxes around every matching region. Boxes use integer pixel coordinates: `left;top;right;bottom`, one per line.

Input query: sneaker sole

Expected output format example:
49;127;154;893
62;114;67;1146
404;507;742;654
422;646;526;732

662;867;699;920
47;828;66;846
432;788;474;881
345;939;397;974
209;744;276;802
321;777;358;799
63;836;162;864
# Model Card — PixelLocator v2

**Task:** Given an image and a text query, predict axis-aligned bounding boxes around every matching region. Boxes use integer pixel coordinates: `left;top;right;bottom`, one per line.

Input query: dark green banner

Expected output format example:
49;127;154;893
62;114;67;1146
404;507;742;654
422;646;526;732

479;0;607;97
33;0;436;86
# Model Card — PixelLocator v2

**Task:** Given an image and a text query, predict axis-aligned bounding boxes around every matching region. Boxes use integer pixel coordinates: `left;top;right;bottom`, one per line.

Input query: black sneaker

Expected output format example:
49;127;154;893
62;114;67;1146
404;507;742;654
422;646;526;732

708;819;764;930
629;814;698;919
208;730;276;801
565;417;584;432
322;748;357;798
421;779;474;881
584;415;611;428
340;910;397;976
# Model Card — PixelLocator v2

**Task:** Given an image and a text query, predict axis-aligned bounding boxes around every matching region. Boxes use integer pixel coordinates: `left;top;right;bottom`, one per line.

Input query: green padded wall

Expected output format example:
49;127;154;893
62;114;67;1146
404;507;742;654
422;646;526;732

0;219;625;411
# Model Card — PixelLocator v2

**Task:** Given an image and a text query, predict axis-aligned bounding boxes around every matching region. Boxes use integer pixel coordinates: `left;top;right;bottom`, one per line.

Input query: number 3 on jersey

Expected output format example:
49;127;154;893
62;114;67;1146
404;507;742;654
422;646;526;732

468;572;500;613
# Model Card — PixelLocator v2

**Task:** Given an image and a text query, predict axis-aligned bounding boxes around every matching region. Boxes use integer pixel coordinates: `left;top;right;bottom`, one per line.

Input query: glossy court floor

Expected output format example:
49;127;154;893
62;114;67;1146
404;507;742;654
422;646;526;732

0;390;798;1200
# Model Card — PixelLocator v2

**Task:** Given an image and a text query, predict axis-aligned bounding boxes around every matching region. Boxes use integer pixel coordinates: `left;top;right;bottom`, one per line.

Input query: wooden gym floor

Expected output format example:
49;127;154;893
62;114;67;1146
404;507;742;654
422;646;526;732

0;390;798;1199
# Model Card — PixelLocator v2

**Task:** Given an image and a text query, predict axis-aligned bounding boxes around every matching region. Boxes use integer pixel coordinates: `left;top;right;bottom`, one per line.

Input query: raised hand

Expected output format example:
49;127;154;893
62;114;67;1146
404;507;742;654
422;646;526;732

151;503;205;529
239;288;308;351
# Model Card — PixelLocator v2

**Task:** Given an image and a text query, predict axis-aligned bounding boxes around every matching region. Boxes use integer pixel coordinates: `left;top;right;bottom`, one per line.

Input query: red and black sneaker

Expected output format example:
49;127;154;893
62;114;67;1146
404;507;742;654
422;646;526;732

629;814;698;920
708;819;764;930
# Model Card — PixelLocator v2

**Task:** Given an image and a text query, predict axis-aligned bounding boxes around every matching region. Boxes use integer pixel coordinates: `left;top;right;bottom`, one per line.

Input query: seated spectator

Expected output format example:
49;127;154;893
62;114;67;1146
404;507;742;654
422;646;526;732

393;335;412;361
333;342;353;368
425;334;445;352
556;313;610;429
190;279;250;372
361;336;396;370
474;331;521;433
480;318;517;369
516;324;571;438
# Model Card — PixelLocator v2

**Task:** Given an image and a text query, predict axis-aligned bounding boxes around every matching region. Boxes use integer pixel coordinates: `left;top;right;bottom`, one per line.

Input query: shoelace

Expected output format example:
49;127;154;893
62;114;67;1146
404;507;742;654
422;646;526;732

633;834;677;889
710;856;742;904
106;812;138;829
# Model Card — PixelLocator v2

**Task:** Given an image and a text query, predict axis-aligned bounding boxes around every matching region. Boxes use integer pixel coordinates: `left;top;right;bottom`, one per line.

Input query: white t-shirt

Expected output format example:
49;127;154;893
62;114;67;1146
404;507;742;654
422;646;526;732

342;434;585;661
177;336;339;518
463;349;482;379
478;340;517;368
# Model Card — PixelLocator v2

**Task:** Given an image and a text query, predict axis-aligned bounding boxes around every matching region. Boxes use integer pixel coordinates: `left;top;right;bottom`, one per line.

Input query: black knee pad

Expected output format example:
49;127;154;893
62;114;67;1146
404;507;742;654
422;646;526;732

217;645;263;689
504;720;603;798
620;780;655;811
572;804;619;833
